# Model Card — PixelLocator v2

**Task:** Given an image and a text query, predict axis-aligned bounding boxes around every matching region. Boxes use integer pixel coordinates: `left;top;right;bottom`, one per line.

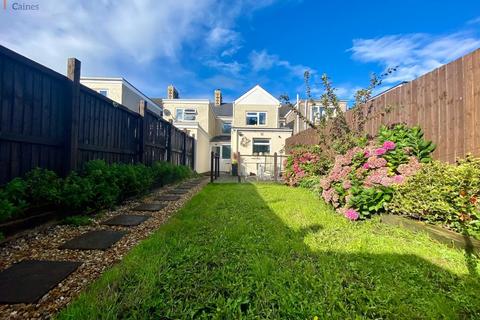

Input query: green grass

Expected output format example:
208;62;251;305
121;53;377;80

61;215;93;226
58;183;480;319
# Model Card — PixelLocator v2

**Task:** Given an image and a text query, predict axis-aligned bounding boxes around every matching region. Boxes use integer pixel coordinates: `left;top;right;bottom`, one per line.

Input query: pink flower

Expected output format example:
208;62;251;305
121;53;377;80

383;141;396;150
392;175;405;184
363;163;370;169
364;150;371;158
344;208;360;221
374;147;387;156
342;180;352;190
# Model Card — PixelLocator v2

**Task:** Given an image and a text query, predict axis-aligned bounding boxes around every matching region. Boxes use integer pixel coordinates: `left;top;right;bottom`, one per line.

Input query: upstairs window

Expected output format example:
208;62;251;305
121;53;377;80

222;122;232;134
98;89;108;97
176;108;196;121
246;112;266;125
253;138;270;154
311;105;325;121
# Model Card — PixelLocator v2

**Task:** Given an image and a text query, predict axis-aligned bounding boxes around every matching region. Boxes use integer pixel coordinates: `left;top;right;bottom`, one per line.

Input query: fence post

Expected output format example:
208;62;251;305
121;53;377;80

215;153;220;179
237;151;241;183
191;137;195;171
65;58;81;175
138;100;147;164
182;129;187;165
167;120;173;163
210;151;214;183
273;152;278;182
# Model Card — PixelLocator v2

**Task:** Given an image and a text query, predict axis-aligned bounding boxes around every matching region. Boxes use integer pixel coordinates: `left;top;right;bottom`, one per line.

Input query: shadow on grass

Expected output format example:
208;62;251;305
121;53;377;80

59;183;480;319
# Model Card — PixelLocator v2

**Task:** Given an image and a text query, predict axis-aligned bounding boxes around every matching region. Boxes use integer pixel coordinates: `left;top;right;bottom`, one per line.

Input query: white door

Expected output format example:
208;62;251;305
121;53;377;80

220;144;231;172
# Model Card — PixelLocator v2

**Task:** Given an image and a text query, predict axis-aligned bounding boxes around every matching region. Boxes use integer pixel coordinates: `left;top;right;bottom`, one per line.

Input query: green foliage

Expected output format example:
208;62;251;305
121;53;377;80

378;124;436;165
349;186;393;217
387;157;480;238
62;215;93;226
0;161;193;223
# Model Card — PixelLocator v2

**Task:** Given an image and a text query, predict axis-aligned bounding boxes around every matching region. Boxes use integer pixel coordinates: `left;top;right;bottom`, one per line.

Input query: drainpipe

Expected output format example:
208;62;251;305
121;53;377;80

295;94;299;134
304;100;307;131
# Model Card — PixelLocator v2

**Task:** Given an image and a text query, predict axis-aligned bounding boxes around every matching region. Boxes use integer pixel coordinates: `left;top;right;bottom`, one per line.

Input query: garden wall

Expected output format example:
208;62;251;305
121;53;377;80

286;48;480;163
0;45;194;185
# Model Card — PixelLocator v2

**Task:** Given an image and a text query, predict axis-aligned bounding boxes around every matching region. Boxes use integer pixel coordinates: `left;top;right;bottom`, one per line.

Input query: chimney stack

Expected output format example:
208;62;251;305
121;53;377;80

167;85;179;99
214;89;222;106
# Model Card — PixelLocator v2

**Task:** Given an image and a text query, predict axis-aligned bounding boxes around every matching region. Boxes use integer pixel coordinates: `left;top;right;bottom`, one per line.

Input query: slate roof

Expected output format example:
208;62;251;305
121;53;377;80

210;135;231;142
212;103;233;117
279;104;292;118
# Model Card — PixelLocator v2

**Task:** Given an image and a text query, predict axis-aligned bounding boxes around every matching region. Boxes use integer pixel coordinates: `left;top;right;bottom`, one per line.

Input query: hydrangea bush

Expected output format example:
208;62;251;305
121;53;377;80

284;145;331;187
320;125;435;221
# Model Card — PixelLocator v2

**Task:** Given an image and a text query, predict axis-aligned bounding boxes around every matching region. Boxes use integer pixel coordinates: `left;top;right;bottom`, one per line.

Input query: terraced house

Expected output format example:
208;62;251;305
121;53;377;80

155;85;292;176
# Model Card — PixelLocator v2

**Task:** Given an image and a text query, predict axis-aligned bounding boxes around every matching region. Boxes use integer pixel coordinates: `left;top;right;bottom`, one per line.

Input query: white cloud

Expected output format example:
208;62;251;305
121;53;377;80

0;0;281;97
249;49;311;78
204;60;244;75
350;32;480;83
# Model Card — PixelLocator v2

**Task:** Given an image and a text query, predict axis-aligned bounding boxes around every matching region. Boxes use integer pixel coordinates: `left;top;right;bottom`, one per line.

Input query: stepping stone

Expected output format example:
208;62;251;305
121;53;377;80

60;230;127;250
168;189;189;195
102;215;150;227
0;260;81;304
156;195;181;201
132;202;166;211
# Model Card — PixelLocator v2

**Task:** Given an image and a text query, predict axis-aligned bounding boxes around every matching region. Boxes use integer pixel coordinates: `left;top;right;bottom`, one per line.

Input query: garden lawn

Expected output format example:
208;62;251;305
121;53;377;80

58;183;480;319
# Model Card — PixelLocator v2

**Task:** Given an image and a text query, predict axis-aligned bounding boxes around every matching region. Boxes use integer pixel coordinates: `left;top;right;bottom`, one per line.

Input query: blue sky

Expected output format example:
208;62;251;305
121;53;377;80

1;0;479;103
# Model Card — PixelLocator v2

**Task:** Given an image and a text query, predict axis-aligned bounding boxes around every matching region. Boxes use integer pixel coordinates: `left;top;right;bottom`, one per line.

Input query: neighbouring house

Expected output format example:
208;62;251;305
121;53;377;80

156;85;293;176
285;98;348;134
80;77;163;115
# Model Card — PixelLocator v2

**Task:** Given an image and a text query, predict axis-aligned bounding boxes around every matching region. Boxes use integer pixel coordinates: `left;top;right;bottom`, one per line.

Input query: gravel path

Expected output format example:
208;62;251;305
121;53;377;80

0;178;208;320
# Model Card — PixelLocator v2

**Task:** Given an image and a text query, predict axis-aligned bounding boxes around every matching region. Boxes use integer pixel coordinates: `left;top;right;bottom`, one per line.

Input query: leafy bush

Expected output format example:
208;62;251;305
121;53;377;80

284;145;331;187
386;157;480;238
0;161;193;223
320;125;434;220
62;215;93;226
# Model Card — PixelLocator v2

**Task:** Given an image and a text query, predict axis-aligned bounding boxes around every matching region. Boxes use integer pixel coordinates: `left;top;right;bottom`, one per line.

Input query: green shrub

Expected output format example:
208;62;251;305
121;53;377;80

284;145;332;187
62;215;92;226
387;157;480;238
0;161;193;224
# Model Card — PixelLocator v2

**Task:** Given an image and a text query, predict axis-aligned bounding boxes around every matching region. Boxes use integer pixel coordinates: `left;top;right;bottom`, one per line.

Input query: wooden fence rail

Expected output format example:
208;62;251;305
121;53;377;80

0;45;195;185
286;48;480;163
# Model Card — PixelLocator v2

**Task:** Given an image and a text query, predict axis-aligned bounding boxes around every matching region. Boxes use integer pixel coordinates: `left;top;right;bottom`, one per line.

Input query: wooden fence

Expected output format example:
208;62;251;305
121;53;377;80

0;45;195;185
286;48;480;163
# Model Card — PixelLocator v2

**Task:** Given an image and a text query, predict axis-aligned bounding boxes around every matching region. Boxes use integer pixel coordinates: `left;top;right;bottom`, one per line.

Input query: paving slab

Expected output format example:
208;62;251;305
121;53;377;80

156;195;181;201
60;230;127;250
102;215;150;227
132;202;166;211
0;260;81;304
168;189;190;195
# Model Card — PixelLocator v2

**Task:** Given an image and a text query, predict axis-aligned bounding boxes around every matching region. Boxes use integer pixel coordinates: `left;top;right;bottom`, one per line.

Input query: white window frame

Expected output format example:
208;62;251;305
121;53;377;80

252;138;270;155
222;121;232;134
98;89;108;97
311;105;325;122
246;112;267;126
176;108;196;121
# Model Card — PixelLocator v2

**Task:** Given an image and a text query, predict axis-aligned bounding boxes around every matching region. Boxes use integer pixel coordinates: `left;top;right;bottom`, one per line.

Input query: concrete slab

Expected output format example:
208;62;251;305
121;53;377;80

168;189;189;195
156;195;181;201
102;215;150;227
132;202;166;211
60;230;127;250
0;260;81;304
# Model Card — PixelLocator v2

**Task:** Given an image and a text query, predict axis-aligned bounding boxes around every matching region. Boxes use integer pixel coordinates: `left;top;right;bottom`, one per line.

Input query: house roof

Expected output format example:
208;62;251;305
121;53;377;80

279;104;291;118
234;84;280;105
212;103;233;117
210;135;231;142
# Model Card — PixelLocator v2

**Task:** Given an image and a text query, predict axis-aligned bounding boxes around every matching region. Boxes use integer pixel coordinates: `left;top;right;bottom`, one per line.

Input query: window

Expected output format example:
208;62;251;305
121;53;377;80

253;138;270;154
175;108;196;121
221;145;231;159
311;105;325;121
98;89;108;97
246;112;266;125
222;122;232;134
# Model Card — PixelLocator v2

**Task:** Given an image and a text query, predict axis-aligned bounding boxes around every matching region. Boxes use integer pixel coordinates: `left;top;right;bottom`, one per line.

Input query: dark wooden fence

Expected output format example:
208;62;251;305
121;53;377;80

286;48;480;163
0;45;195;185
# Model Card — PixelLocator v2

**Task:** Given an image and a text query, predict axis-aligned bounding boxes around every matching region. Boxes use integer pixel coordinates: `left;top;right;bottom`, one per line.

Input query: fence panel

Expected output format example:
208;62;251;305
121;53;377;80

0;45;196;185
286;48;480;163
0;46;69;184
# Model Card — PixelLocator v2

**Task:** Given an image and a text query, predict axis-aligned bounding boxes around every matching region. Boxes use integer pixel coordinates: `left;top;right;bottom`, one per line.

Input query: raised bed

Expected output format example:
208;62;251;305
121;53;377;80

381;214;480;254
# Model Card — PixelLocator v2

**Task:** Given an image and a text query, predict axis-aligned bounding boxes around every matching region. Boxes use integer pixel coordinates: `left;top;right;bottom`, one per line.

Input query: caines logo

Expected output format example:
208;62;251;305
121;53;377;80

3;0;40;11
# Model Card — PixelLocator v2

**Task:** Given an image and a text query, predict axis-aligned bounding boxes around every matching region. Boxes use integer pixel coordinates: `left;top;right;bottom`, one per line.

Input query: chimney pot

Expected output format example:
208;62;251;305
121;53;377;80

168;85;179;99
214;89;222;106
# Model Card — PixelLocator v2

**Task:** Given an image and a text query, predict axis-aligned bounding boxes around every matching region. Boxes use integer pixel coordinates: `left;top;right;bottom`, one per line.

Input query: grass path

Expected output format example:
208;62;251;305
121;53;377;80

58;183;480;319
